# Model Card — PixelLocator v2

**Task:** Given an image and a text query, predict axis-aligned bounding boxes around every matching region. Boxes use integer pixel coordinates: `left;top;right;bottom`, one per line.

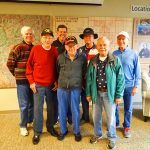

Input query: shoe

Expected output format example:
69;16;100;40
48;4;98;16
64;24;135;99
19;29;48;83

48;128;59;137
57;130;68;141
116;124;120;129
32;135;40;145
28;122;33;128
80;118;90;124
124;128;131;138
90;135;102;144
75;134;82;142
67;119;72;125
20;127;28;136
54;120;59;125
107;140;116;149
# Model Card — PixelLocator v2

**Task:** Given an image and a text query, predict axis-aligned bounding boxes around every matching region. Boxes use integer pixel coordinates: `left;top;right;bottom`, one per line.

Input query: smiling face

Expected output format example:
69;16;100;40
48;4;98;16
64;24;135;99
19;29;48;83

83;34;94;45
96;37;110;57
65;42;78;58
117;35;129;50
22;28;34;45
57;27;68;43
41;34;54;49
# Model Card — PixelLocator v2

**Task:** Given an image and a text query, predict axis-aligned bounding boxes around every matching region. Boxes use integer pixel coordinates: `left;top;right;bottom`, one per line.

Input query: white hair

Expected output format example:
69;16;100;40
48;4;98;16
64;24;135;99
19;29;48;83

97;36;110;45
20;26;34;35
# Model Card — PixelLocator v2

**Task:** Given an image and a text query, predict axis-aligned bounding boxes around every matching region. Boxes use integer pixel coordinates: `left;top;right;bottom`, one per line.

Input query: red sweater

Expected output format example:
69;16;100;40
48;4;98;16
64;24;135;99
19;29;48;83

26;45;58;86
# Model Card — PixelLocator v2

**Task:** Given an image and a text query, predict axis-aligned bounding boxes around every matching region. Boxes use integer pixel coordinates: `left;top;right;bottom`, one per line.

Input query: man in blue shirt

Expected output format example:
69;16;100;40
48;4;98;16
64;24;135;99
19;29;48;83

113;31;141;138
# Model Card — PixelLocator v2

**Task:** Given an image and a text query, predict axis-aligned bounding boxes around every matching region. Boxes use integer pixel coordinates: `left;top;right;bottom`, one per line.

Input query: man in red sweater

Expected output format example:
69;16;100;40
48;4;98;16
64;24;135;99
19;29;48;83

26;28;59;145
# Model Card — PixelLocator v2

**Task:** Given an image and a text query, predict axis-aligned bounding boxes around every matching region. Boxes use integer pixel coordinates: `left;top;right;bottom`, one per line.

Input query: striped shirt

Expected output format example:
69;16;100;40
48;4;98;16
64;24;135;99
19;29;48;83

7;41;33;84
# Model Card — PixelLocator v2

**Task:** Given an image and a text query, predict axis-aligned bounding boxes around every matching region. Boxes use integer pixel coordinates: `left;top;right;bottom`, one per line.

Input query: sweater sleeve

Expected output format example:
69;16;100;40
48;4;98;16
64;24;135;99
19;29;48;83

6;45;20;76
26;47;35;84
133;53;141;87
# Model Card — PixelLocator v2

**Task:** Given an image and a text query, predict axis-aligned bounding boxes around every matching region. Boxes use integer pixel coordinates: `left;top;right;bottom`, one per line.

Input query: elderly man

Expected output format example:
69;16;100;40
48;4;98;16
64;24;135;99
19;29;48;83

52;24;72;125
7;26;34;136
86;36;125;149
78;27;98;124
57;36;87;142
26;28;59;145
113;31;141;138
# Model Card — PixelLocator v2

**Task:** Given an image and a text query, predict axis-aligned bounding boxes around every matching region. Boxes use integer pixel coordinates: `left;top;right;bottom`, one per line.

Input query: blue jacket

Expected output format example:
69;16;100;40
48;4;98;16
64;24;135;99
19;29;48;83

113;47;141;87
86;53;125;103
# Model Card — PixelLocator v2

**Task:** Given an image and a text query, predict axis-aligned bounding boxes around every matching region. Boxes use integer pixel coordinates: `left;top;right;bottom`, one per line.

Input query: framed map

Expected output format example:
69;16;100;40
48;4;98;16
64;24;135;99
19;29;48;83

0;14;50;88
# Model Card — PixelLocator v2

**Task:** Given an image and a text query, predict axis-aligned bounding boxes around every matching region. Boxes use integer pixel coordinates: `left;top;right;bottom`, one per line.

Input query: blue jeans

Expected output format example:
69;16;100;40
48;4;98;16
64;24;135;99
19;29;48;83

81;89;89;121
17;84;34;127
33;84;57;135
93;91;117;142
57;88;81;135
115;87;133;128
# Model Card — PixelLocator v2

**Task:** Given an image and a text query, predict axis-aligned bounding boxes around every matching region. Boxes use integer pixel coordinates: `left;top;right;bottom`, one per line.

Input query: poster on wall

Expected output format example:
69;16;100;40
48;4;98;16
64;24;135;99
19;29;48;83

137;18;150;35
133;18;150;76
53;16;89;46
0;14;50;88
53;16;133;50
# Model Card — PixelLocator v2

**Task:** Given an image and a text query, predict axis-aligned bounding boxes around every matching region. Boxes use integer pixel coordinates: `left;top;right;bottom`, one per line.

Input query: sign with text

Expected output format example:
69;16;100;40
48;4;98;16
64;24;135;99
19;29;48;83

131;5;150;13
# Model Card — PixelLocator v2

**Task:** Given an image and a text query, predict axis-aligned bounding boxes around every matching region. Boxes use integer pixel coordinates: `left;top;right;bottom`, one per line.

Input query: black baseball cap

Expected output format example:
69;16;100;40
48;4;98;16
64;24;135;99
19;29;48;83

65;36;78;45
41;28;54;37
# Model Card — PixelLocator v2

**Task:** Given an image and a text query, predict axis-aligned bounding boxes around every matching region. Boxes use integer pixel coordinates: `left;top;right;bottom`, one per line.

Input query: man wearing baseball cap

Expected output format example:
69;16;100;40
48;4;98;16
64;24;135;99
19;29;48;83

78;27;98;124
113;31;141;138
57;36;87;142
26;28;59;144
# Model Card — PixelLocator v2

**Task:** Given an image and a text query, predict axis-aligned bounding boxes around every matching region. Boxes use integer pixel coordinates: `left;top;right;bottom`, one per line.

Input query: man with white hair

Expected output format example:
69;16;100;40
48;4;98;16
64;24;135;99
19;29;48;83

86;36;125;149
113;31;141;138
7;26;34;136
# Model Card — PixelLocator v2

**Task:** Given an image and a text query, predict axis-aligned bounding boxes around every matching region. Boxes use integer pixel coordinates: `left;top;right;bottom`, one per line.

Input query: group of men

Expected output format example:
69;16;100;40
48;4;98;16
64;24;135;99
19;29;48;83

6;25;141;149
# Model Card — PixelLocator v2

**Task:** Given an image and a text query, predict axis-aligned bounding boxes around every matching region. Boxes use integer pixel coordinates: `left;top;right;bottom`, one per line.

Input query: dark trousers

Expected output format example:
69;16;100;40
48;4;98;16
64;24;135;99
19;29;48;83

81;89;89;121
33;84;58;135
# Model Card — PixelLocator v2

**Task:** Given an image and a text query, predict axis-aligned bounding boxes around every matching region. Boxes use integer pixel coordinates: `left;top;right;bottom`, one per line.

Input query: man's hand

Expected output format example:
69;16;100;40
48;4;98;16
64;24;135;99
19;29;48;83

115;98;121;104
30;83;37;94
86;96;92;102
52;81;58;91
132;87;138;96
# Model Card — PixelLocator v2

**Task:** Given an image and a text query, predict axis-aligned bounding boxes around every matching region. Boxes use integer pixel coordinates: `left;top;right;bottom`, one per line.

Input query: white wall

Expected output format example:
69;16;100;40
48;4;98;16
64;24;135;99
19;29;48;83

0;88;18;111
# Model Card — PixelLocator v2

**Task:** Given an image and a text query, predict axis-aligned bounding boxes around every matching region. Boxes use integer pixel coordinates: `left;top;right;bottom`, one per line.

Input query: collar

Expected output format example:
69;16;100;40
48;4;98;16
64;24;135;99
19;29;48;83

84;43;96;50
56;38;65;45
64;50;79;59
91;52;116;65
118;46;129;52
22;40;33;46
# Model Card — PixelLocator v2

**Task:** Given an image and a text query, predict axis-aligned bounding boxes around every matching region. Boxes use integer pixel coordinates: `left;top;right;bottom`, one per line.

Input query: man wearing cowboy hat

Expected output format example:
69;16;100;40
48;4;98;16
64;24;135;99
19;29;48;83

78;27;98;124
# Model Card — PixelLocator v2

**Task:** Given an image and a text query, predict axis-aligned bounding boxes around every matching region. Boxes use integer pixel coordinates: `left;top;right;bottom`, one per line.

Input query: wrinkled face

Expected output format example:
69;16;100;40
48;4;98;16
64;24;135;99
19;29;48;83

96;38;110;57
41;34;54;48
65;42;78;57
117;35;129;50
83;34;94;45
22;29;34;44
57;28;68;42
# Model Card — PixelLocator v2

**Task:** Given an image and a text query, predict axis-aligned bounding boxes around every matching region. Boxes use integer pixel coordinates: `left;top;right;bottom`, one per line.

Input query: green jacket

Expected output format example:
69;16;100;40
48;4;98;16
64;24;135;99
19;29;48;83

86;53;125;103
